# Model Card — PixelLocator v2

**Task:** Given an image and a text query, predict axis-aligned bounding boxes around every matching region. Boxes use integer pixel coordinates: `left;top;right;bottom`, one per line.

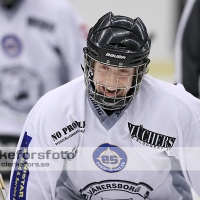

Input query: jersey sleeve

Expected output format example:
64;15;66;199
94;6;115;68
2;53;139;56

180;119;200;196
8;108;64;200
171;99;200;197
55;1;88;82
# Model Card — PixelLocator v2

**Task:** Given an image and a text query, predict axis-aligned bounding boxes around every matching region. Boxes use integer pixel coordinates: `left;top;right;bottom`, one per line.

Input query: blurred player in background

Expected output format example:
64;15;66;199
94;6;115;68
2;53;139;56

8;12;200;200
175;0;200;98
0;0;87;180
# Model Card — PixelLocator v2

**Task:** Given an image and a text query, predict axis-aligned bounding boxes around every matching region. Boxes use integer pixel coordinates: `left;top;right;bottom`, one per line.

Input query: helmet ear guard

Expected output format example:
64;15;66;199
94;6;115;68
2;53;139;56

84;12;151;110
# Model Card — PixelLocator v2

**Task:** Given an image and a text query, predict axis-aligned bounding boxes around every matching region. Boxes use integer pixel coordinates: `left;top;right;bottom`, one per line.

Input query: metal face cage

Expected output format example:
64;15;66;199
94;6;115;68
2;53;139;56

84;52;150;110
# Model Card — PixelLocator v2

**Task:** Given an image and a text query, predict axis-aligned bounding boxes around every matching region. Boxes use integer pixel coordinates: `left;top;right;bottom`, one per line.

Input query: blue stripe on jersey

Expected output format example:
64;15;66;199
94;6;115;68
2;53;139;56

10;132;32;200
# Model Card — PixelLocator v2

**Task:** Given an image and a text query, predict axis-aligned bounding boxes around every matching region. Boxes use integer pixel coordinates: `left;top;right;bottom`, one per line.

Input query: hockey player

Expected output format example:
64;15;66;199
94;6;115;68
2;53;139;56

9;12;200;199
0;0;87;179
175;0;200;98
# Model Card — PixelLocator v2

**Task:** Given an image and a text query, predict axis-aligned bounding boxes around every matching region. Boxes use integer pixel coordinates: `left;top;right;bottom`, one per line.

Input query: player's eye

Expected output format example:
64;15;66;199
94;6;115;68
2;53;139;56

100;65;109;70
119;69;129;73
98;64;110;73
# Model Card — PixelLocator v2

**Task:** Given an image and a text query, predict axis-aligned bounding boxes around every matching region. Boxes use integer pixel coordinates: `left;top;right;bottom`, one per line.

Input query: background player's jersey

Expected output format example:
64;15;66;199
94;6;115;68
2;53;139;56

0;0;87;137
9;75;200;199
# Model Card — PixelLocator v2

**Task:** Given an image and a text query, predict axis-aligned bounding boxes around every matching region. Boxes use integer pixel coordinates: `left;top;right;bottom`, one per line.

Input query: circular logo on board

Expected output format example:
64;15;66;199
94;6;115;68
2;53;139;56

93;143;127;173
2;35;22;57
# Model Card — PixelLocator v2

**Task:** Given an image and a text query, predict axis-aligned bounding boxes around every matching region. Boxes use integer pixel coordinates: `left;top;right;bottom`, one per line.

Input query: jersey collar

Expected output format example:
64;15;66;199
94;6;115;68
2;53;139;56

88;95;129;130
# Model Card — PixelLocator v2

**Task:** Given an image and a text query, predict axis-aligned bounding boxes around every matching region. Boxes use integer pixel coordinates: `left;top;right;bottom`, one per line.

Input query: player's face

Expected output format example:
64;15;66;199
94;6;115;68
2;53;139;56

93;61;135;98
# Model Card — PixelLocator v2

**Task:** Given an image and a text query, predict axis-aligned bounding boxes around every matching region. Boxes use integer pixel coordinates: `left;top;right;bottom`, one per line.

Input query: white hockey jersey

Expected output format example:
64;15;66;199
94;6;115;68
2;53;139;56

9;75;200;200
0;0;87;137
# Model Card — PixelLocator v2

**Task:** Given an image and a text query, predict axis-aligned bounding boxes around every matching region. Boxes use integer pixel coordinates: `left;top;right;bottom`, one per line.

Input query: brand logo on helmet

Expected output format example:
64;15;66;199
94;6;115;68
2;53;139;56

105;53;126;60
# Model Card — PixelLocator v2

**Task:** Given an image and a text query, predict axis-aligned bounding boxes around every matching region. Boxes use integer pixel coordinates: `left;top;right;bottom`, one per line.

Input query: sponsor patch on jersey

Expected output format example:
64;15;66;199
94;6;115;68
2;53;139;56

51;121;85;145
128;122;176;150
10;132;32;200
2;35;22;57
93;143;127;173
80;180;153;199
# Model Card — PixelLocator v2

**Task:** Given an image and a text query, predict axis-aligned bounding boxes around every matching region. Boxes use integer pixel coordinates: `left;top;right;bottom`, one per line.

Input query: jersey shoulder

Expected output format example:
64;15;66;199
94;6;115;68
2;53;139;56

29;0;80;17
141;75;200;125
36;75;85;111
26;76;85;147
28;75;85;128
142;75;196;101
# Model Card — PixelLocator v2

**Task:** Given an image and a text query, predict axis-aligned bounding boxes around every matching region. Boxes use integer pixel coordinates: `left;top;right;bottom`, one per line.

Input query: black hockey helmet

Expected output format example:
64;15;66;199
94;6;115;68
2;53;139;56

84;12;151;110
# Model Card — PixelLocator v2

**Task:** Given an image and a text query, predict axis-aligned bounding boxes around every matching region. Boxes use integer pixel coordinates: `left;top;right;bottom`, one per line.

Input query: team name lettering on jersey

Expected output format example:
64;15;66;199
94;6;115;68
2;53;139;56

90;98;105;115
128;122;176;150
80;180;153;199
28;17;55;32
51;121;85;145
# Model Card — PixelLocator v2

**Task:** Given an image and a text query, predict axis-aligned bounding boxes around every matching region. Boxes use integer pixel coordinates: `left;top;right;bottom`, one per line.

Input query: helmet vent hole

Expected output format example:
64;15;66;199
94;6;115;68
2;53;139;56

108;43;127;49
